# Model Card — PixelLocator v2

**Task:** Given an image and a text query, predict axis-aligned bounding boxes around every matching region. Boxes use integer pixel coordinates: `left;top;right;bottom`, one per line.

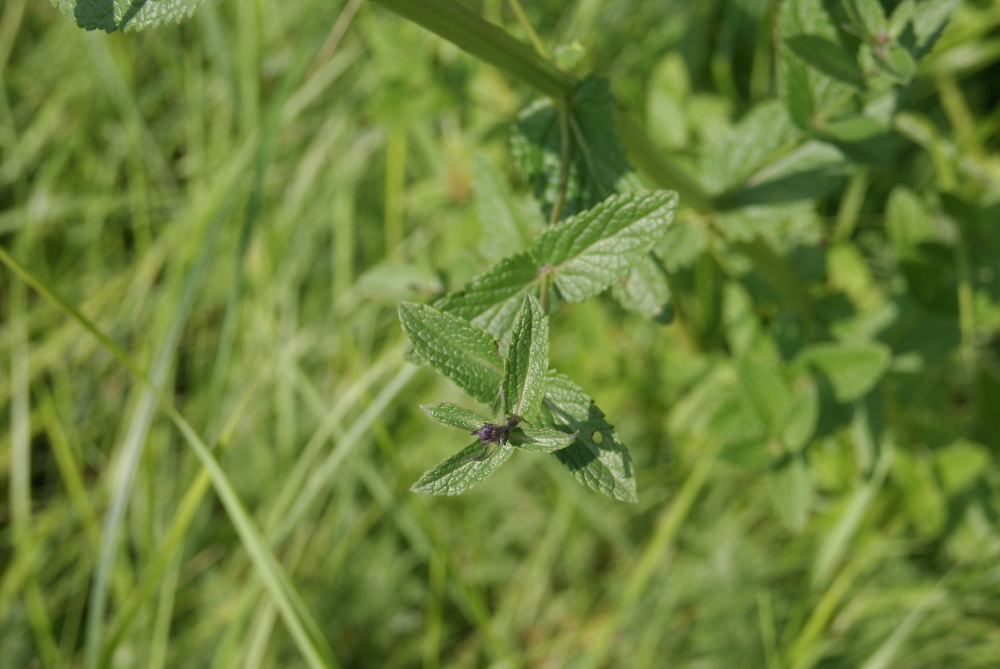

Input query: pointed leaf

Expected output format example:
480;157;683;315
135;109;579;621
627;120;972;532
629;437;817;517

502;294;549;421
531;190;678;303
509;427;579;453
398;302;503;404
421;403;489;432
435;253;540;350
540;372;638;503
512;75;637;221
410;441;515;496
784;34;866;88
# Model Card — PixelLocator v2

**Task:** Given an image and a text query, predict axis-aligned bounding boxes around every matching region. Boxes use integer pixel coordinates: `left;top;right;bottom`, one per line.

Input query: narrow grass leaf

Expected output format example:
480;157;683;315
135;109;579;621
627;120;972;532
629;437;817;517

411;442;515;495
399;302;504;404
541;372;637;503
502;294;548;421
531;190;678;303
0;248;337;669
509;427;579;453
421;403;489;432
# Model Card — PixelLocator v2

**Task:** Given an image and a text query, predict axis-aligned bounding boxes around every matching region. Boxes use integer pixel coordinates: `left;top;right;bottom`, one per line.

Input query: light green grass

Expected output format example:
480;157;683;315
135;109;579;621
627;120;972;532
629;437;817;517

4;1;1000;668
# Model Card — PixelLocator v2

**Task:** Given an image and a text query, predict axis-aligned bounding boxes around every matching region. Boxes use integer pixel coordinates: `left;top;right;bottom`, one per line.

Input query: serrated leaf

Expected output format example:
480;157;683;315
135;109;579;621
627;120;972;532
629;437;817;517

512;75;638;221
398;302;503;404
435;253;540;350
502;294;548;421
540;372;638;503
420;403;489;432
51;0;205;32
611;253;672;320
796;341;891;402
509;427;579;453
410;441;515;496
531;191;678;303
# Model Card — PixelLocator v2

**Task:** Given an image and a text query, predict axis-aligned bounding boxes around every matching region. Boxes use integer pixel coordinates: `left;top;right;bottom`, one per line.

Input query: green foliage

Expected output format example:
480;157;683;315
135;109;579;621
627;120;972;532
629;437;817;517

10;0;1000;667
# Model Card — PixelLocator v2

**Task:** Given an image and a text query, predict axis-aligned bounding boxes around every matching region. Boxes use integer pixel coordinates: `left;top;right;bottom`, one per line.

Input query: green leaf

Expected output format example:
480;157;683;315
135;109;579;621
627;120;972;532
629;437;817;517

725;141;852;208
410;441;515;496
769;453;814;531
736;356;792;433
531;190;678;303
796;341;891;402
777;380;819;453
784;34;866;88
512;75;639;221
842;0;888;38
420;403;489;432
509;427;580;453
435;253;540;348
398;302;503;404
611;253;672;320
541;372;638;503
819;115;894;167
778;0;859;125
934;440;989;494
502;294;549;421
701;101;801;195
51;0;205;33
910;0;960;51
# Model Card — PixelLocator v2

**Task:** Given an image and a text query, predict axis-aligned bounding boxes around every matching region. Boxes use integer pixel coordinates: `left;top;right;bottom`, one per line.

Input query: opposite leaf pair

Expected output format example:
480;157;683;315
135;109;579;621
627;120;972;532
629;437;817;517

409;294;578;495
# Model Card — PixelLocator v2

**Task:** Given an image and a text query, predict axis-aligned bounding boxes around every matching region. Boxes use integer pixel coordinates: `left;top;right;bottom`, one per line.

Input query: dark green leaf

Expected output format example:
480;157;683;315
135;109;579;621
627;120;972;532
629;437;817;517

512;75;638;221
52;0;205;33
541;372;638;503
784;35;866;88
398;302;503;404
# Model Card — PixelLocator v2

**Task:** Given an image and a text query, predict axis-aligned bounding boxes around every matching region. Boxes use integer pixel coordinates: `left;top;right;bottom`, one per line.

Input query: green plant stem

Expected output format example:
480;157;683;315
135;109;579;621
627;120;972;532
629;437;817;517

364;0;574;99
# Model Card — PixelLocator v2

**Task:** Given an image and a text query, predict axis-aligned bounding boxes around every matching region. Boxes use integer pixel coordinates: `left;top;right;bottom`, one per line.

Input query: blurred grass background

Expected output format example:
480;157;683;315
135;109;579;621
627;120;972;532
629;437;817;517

3;0;1000;667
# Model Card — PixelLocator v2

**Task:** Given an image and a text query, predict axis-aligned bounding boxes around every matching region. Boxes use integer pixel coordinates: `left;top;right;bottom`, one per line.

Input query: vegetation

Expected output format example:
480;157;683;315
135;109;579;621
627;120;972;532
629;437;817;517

2;0;1000;667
